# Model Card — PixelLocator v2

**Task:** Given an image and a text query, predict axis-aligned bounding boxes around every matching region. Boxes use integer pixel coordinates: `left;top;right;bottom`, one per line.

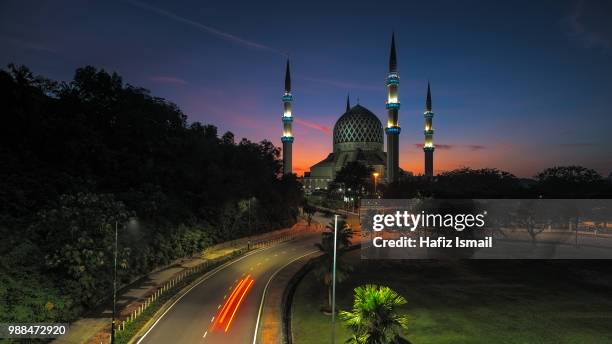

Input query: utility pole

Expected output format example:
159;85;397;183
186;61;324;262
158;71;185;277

111;221;118;344
331;215;338;344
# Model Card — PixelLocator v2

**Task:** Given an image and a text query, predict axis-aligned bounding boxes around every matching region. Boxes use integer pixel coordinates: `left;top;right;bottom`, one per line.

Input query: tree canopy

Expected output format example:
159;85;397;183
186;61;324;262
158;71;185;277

0;64;302;322
386;167;611;199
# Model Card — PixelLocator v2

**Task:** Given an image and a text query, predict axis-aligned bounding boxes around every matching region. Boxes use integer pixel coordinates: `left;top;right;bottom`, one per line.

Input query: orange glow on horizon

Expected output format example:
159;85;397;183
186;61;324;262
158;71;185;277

292;143;487;177
291;143;507;177
286;117;543;178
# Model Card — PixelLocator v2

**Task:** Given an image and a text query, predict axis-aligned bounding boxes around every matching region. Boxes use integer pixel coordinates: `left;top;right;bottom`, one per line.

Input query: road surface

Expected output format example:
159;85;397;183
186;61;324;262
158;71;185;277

135;231;321;344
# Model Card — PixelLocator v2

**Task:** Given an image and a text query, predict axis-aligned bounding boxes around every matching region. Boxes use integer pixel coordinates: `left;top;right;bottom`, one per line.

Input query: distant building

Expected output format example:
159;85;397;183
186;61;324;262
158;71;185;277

289;33;441;191
302;33;404;192
304;102;387;191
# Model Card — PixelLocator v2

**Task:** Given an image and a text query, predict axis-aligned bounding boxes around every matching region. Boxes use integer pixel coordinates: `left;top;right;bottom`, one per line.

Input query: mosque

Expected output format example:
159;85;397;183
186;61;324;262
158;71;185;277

280;33;436;192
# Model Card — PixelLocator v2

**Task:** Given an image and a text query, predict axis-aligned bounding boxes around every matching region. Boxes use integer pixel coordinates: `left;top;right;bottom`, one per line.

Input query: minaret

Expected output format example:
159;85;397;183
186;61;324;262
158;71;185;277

423;82;435;177
385;33;401;183
281;60;294;175
346;93;351;112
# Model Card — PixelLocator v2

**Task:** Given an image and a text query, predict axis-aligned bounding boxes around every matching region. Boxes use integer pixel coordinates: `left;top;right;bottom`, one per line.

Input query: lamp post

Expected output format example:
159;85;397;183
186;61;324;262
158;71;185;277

331;215;338;344
372;172;379;197
111;217;137;344
111;221;118;344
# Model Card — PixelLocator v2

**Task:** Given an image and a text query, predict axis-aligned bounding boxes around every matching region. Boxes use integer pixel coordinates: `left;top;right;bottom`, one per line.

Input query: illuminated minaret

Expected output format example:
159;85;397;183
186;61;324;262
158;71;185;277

385;33;401;183
423;82;435;177
281;59;294;175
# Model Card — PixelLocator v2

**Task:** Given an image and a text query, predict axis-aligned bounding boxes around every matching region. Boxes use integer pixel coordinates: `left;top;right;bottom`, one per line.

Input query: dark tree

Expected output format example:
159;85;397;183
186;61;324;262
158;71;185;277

0;64;303;323
388;168;525;199
534;166;609;198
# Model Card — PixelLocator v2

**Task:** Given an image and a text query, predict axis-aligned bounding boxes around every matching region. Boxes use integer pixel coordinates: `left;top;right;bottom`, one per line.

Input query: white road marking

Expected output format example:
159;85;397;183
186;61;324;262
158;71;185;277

135;240;298;344
203;331;208;338
252;250;318;344
224;294;227;299
211;316;215;323
217;304;221;309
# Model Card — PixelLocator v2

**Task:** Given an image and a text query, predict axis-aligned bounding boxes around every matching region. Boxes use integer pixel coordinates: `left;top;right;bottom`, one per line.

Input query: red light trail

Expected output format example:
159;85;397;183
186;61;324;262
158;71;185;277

210;274;255;333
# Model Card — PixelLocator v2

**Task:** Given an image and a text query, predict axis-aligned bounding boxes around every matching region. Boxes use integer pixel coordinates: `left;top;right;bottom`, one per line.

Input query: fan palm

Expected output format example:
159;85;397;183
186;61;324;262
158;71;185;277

323;218;354;249
340;284;409;344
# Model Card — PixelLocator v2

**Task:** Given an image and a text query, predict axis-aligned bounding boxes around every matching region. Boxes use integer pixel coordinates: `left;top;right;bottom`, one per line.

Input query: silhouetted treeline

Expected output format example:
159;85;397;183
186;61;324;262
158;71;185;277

385;167;612;198
0;65;302;322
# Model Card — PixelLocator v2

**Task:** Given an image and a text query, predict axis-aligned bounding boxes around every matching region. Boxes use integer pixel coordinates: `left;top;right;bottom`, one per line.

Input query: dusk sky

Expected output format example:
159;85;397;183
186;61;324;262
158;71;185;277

1;0;611;177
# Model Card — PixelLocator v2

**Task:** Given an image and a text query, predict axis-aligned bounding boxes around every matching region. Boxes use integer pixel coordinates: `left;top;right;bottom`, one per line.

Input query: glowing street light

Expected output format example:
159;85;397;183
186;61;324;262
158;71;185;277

372;172;380;196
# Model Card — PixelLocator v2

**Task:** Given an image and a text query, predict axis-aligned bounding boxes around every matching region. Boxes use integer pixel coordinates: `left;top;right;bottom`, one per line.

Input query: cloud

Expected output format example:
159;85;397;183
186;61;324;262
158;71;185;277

558;142;598;147
413;143;484;151
294;118;332;134
414;143;452;150
149;75;188;85
566;0;611;51
299;76;379;91
123;0;283;55
0;35;57;54
466;144;486;151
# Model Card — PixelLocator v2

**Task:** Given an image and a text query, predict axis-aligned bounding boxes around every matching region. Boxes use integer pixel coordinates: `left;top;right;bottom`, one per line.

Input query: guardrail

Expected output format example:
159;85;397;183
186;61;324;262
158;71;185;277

110;227;316;343
113;248;247;343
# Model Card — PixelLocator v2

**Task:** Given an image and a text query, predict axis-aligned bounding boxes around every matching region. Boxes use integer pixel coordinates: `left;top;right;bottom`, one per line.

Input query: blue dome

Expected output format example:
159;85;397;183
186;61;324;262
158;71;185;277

333;105;383;145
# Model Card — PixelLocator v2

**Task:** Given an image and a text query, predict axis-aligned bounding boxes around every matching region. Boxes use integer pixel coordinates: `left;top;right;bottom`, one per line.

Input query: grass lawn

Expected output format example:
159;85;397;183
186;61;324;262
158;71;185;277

291;250;612;344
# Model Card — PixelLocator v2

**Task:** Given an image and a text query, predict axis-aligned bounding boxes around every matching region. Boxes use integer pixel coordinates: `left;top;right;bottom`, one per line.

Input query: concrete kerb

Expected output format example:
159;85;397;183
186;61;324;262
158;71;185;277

280;245;361;344
281;253;323;344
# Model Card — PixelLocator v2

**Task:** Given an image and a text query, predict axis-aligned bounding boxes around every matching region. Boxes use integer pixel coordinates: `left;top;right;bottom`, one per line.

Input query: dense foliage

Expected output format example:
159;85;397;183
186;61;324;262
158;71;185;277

0;64;302;322
385;167;612;199
340;284;410;344
325;161;375;210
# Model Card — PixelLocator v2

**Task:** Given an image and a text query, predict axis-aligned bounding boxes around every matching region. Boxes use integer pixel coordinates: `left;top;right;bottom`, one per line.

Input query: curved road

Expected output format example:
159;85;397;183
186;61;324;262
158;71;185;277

135;232;320;344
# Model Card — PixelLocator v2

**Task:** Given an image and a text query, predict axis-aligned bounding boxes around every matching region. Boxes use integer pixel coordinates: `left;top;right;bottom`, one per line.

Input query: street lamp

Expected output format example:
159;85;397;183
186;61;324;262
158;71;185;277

111;221;118;344
331;215;338;344
372;172;379;196
111;217;138;344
